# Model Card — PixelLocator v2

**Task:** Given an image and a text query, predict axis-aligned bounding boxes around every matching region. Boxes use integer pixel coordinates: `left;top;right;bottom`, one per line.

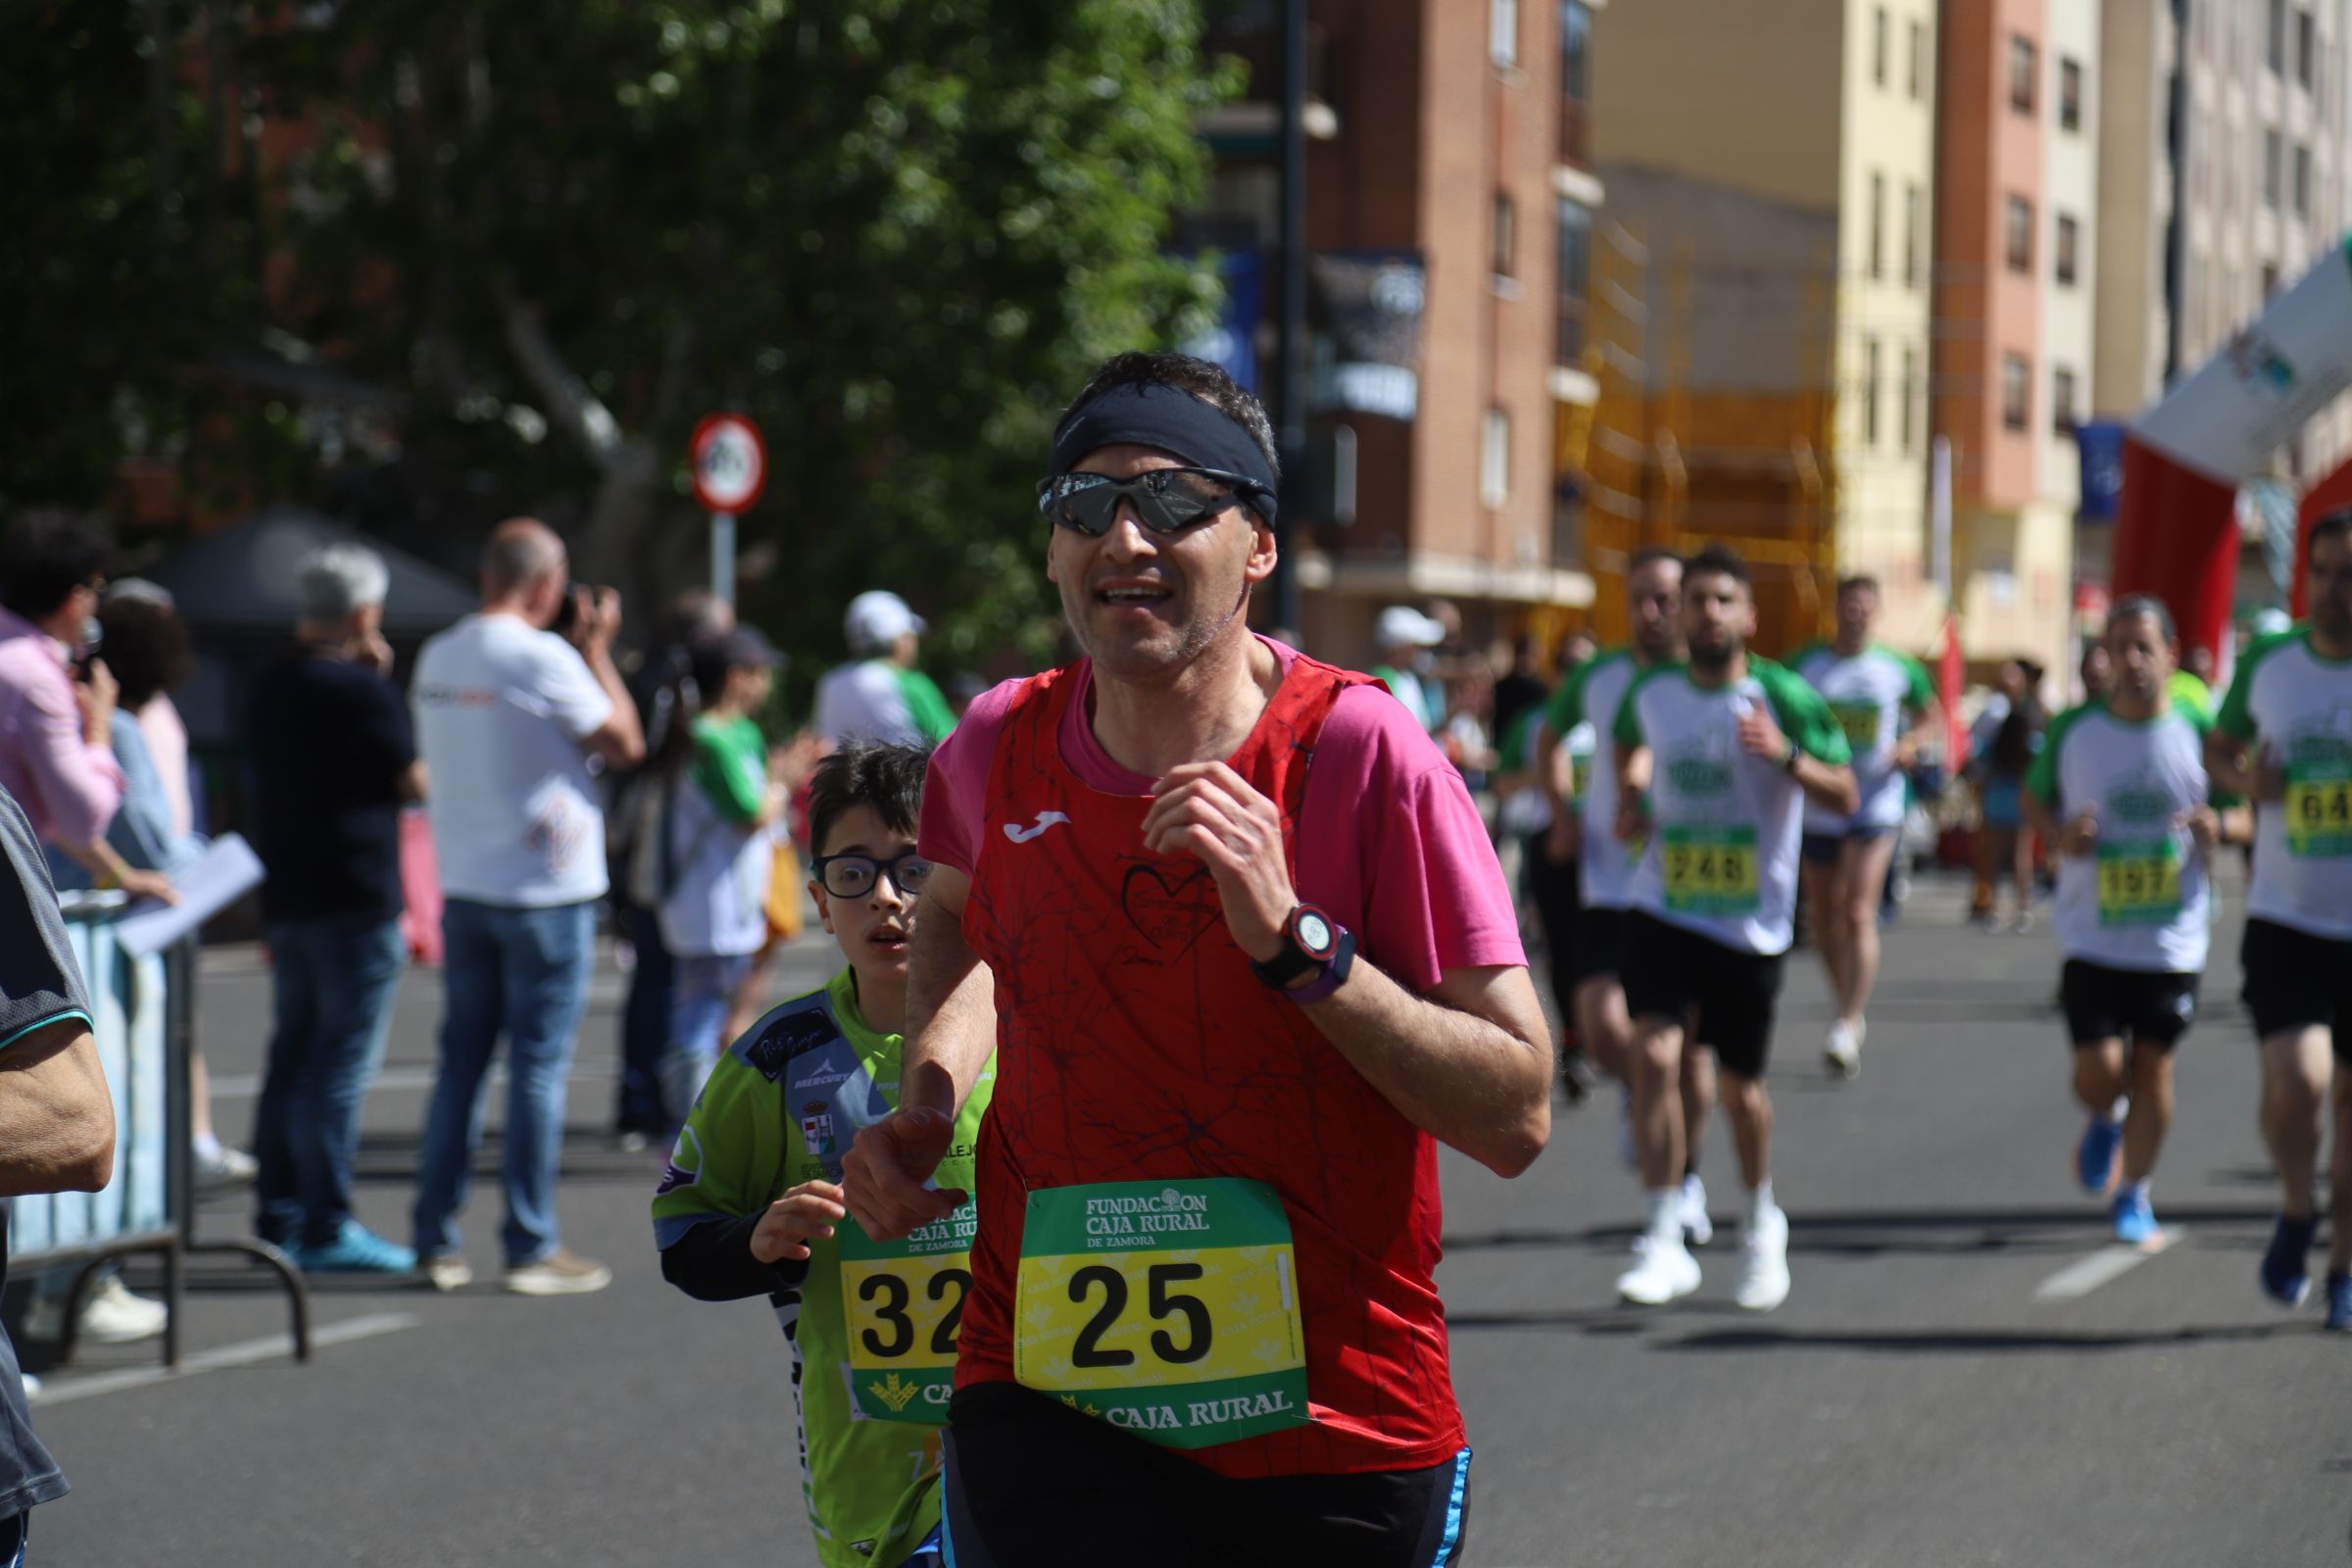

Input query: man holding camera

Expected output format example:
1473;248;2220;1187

411;518;644;1297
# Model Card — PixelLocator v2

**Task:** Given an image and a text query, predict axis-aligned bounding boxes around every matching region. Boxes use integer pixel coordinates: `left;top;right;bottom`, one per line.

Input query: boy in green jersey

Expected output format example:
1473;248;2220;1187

654;741;993;1567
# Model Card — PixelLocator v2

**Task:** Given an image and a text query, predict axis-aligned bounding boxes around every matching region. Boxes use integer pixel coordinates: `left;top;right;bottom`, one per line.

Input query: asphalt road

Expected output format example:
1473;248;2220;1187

21;870;2350;1567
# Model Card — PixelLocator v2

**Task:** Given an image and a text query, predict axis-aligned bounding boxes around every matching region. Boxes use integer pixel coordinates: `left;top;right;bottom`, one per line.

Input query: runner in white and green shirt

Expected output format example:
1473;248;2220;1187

2207;509;2352;1328
655;743;992;1567
1534;552;1719;1245
2025;597;2228;1249
1789;577;1938;1079
1609;547;1856;1312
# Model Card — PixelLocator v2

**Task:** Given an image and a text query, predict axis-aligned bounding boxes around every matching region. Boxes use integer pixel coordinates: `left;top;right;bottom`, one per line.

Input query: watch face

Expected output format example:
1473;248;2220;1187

1295;910;1334;956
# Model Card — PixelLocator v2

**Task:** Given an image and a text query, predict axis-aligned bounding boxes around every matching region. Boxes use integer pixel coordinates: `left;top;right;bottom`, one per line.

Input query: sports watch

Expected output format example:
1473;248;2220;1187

1250;904;1356;1004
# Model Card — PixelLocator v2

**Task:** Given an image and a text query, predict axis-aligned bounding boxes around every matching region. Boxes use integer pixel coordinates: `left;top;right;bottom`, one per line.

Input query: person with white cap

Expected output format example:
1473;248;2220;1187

813;592;958;749
1370;605;1446;733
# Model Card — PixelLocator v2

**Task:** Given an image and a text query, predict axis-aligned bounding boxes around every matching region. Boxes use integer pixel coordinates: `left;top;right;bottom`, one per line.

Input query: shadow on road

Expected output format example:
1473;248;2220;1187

1652;1321;2310;1354
1445;1202;2284;1260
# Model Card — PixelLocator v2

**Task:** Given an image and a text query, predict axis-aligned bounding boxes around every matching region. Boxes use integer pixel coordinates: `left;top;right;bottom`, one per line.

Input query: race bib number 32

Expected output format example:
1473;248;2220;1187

1013;1178;1309;1450
837;1206;976;1424
1661;825;1760;916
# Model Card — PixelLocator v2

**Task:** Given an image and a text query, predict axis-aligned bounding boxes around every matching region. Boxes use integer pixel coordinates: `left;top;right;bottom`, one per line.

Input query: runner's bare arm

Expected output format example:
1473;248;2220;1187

1615;741;1653;842
0;1016;117;1198
841;861;993;1240
1737;707;1859;814
2203;728;2278;800
1144;761;1551;1177
1295;959;1553;1178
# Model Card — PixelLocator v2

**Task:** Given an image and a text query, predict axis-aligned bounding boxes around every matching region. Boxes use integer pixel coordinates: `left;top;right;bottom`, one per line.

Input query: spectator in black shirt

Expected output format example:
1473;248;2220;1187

246;543;424;1275
0;781;118;1563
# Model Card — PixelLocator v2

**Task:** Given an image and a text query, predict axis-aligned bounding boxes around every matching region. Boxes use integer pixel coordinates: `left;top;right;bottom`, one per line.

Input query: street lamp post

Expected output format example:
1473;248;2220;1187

1272;0;1309;638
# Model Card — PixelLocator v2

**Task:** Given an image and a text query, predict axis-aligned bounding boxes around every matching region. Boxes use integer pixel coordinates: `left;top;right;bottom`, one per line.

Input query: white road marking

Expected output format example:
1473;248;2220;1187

2033;1228;2186;1301
28;1312;421;1407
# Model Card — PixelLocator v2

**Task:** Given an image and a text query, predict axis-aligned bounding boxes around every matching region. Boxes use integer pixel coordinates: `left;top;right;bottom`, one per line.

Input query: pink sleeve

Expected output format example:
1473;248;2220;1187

917;679;1021;876
1298;686;1523;994
26;670;123;845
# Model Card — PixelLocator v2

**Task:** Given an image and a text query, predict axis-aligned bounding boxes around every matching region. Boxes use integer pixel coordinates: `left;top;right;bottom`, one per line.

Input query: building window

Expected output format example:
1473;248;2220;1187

2002;354;2031;432
2264;263;2281;299
2265;129;2282;207
2268;0;2285;74
1900;344;1917;452
1868;172;1886;279
2055;213;2080;285
1910;19;1926;100
1561;0;1592;99
1556;196;1592;364
1491;0;1519;69
1873;6;1889;86
2005;194;2034;271
1904;183;1921;284
2294;142;2312;216
1863;336;1881;447
1481;408;1511;508
2009;34;2037;113
1492;193;1516;279
2060;58;2083;132
2298;7;2316;87
2053;367;2078;434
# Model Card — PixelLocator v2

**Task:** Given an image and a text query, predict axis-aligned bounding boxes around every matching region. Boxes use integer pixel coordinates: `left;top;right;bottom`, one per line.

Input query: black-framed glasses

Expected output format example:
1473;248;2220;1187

1036;467;1271;536
811;850;935;900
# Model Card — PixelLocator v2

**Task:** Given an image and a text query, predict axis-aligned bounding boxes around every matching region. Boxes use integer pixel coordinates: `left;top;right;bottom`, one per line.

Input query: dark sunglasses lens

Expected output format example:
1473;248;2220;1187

1046;478;1118;535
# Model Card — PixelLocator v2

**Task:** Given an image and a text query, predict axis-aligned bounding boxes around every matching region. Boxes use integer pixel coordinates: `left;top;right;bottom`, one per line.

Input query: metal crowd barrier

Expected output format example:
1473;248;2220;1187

8;896;309;1367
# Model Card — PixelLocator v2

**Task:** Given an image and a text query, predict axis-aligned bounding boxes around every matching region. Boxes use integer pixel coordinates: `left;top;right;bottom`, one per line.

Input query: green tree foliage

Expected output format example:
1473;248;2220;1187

258;0;1237;675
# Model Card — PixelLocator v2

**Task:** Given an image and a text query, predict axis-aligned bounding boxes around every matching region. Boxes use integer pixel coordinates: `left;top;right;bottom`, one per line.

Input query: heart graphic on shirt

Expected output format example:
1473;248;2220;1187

1120;861;1215;948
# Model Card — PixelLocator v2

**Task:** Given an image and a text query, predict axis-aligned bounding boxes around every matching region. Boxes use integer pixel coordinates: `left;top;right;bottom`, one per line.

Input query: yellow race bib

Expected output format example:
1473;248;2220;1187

1662;825;1761;916
2284;769;2352;858
2096;839;2183;926
1013;1178;1308;1449
837;1207;975;1423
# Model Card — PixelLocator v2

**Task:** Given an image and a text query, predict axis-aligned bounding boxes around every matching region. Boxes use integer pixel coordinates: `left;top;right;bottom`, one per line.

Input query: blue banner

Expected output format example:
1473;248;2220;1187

2078;420;2127;520
1181;250;1263;393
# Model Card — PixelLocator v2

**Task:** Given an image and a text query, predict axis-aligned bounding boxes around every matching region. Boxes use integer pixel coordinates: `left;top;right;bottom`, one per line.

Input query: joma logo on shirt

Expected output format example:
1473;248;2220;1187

1004;810;1071;844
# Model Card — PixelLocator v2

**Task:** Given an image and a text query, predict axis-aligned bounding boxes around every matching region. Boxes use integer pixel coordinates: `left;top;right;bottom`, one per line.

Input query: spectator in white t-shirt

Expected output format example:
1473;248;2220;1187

409;518;645;1297
812;590;958;748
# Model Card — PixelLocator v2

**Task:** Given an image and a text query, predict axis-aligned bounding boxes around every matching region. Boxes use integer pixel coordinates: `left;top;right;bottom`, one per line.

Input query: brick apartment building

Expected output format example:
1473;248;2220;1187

1193;0;1603;666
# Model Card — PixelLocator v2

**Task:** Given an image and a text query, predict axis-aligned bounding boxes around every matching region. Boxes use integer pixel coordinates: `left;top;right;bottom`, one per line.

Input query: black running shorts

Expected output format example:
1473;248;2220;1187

2240;917;2352;1064
1569;905;1627;987
940;1383;1471;1568
1618;910;1785;1079
2059;959;2199;1051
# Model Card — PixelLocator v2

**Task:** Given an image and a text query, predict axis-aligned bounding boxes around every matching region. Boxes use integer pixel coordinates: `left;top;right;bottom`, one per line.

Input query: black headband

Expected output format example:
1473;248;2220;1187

1048;382;1279;525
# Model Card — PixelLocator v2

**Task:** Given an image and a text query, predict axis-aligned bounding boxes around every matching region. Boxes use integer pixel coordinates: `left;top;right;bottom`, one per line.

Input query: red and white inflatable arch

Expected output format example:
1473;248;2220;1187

2113;239;2352;655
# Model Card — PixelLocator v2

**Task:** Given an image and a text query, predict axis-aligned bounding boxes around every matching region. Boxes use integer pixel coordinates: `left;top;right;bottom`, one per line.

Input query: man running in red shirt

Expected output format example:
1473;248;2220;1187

843;352;1551;1566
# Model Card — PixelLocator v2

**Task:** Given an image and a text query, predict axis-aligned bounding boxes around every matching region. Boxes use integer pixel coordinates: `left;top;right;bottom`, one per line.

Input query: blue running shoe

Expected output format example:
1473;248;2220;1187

2259;1215;2318;1307
2326;1273;2352;1333
2076;1115;2124;1196
293;1222;417;1275
2111;1188;2159;1246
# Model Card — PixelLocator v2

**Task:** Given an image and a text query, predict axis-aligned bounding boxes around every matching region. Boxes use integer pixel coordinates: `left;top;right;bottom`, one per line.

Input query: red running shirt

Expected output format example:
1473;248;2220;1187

951;654;1465;1478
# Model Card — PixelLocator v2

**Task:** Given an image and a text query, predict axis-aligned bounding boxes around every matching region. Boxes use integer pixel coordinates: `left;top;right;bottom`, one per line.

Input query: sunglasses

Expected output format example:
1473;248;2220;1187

1036;468;1271;536
810;850;935;901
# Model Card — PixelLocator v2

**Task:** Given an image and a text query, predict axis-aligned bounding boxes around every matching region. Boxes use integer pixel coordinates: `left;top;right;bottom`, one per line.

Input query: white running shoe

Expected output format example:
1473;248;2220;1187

1616;1236;1702;1305
1824;1019;1862;1079
1679;1174;1713;1247
1734;1207;1791;1313
77;1276;169;1344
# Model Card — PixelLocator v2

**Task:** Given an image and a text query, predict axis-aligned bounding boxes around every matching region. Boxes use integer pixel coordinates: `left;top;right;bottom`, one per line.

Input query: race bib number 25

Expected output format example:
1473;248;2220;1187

837;1206;975;1424
1014;1178;1309;1450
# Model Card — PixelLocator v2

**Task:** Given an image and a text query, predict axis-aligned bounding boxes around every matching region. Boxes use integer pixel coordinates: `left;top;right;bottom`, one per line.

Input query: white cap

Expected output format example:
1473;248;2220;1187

845;590;926;655
1375;605;1446;650
2251;607;2293;637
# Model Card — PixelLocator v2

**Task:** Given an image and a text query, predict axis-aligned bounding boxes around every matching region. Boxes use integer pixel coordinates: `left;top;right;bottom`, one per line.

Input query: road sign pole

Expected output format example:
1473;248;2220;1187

710;511;736;606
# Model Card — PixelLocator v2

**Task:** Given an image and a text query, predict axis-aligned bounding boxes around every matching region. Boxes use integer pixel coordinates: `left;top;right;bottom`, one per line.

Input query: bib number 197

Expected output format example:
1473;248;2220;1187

1014;1178;1309;1449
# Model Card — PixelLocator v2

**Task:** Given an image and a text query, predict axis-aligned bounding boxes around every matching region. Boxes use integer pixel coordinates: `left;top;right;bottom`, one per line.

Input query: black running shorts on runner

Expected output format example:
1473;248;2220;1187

1568;905;1626;987
2059;959;2199;1051
2241;917;2352;1064
940;1383;1471;1568
1619;910;1785;1079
